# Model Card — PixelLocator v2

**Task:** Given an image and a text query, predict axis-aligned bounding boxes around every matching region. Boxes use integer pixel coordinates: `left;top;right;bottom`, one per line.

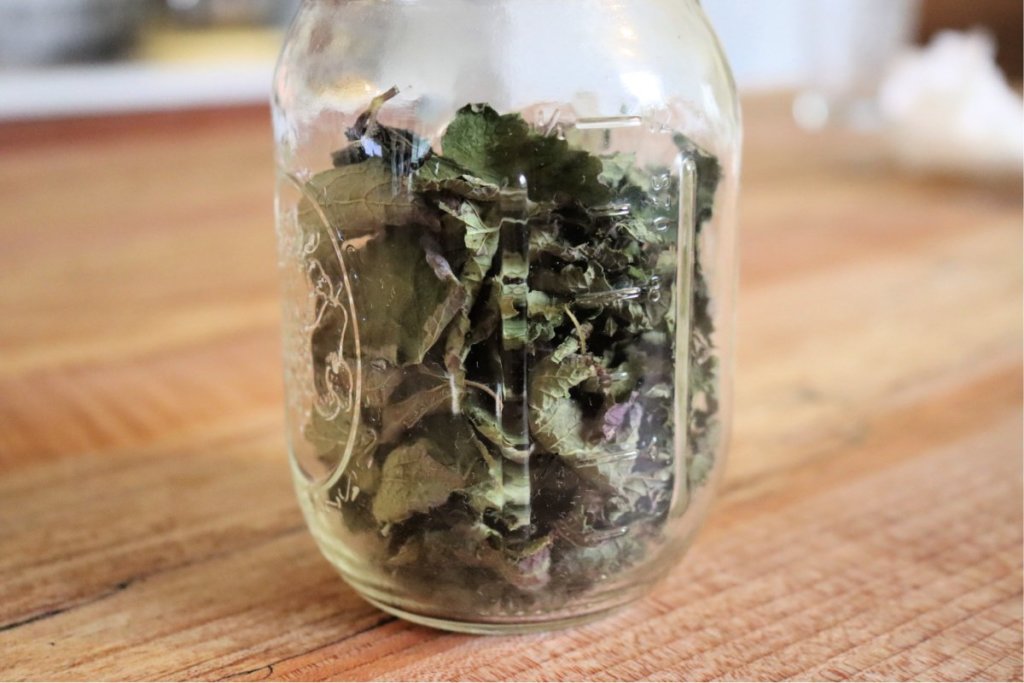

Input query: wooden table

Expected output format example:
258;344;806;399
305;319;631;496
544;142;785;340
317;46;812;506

1;97;1021;681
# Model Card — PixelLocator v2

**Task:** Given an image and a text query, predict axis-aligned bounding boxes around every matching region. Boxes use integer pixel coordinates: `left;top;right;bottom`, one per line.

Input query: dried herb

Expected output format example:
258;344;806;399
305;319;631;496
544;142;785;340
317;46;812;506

298;89;722;611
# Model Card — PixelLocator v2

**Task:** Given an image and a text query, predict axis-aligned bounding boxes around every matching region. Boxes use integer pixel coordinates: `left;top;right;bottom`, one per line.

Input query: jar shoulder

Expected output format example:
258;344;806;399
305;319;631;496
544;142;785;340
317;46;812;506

274;0;738;143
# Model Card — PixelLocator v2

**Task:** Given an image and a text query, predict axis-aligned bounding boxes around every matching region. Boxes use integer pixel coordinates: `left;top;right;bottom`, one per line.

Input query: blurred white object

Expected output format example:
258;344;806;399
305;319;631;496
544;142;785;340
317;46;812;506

791;0;920;130
0;63;273;121
700;0;815;91
878;31;1024;176
702;0;919;100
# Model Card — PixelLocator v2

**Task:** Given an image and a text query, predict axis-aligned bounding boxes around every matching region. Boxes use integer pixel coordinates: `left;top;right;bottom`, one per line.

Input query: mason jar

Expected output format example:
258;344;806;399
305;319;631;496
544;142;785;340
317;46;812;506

272;0;740;633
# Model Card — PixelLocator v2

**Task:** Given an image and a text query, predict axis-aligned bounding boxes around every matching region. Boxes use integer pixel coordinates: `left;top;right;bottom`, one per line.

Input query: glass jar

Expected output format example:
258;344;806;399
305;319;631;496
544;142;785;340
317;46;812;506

272;0;740;634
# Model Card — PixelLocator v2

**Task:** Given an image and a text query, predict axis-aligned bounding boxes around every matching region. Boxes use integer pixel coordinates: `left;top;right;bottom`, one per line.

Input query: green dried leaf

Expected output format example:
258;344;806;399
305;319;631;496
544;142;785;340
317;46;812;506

304;409;378;482
380;380;452;444
414;156;502;201
361;362;406;409
439;201;501;371
300;89;725;611
465;279;501;348
465;399;530;464
530;262;611;298
299;159;427;245
527;344;600;460
442;104;612;205
598;151;653;193
347;231;465;365
526;290;566;345
372;439;465;524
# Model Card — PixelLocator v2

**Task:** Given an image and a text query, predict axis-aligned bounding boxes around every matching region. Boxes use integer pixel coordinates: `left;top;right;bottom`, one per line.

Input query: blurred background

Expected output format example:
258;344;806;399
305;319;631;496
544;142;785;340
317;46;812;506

0;3;1020;676
2;1;1021;106
0;0;301;118
1;0;1020;176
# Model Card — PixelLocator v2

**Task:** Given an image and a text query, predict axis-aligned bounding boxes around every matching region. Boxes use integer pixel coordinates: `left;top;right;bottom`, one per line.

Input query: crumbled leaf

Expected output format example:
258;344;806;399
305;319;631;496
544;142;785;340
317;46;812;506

347;231;465;365
305;409;379;490
379;381;451;444
528;349;600;460
301;88;724;613
465;400;529;464
439;201;501;371
361;362;406;408
442;104;612;205
299;159;427;245
414;156;502;201
372;439;465;524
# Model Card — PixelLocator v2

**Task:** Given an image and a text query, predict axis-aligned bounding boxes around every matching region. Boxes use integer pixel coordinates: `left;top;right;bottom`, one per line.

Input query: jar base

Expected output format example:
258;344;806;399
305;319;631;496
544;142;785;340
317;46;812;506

359;594;627;635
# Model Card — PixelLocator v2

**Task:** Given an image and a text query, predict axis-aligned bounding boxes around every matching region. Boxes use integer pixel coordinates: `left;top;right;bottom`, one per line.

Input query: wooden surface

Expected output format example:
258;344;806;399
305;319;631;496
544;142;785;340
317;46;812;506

0;96;1021;682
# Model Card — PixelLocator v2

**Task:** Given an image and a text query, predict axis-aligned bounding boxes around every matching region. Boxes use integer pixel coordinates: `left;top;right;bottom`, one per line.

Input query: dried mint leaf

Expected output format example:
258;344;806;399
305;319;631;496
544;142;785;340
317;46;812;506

438;201;501;372
528;339;601;461
379;380;452;444
414;156;502;201
346;231;464;366
301;87;725;614
299;159;428;247
305;409;378;491
372;439;465;524
442;104;612;205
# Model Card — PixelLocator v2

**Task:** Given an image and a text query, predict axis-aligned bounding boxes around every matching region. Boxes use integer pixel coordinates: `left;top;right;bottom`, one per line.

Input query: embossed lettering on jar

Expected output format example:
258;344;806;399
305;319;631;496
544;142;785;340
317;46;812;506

272;0;740;634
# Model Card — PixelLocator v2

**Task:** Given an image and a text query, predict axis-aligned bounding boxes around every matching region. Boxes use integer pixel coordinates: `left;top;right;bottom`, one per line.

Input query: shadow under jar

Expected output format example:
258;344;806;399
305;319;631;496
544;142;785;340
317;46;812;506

272;0;740;634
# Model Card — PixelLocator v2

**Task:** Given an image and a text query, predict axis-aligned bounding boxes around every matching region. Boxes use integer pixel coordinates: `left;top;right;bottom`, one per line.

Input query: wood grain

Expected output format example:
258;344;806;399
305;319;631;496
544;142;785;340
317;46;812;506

0;96;1020;681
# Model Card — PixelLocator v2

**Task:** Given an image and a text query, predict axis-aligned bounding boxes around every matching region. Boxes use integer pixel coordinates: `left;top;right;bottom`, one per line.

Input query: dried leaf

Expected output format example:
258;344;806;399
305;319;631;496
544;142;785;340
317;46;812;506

372;439;464;524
